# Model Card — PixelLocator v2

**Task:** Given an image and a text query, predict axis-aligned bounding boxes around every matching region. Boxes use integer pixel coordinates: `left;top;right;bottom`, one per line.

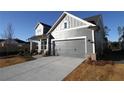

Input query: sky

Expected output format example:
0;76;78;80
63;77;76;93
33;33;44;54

0;11;124;41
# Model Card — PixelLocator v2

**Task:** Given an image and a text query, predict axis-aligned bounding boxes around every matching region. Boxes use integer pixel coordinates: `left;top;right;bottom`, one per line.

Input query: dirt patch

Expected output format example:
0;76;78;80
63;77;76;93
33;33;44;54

63;59;124;81
0;55;35;68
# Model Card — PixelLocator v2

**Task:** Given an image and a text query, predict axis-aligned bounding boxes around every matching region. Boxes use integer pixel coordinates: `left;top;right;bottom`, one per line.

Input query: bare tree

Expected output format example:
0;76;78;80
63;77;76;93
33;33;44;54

1;23;14;40
1;23;14;56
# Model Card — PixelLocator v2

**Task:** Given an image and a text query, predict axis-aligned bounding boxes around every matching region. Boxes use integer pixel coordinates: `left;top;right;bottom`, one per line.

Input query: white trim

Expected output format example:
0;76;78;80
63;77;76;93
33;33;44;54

92;30;95;54
52;36;87;54
85;37;87;54
52;36;86;41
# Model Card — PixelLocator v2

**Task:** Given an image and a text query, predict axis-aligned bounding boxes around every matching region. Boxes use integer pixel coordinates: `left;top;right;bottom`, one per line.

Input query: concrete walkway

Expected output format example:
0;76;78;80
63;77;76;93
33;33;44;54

0;56;85;81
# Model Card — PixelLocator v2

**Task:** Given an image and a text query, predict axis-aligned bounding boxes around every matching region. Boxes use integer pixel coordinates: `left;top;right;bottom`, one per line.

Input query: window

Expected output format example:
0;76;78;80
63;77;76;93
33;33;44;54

64;22;67;29
64;21;68;29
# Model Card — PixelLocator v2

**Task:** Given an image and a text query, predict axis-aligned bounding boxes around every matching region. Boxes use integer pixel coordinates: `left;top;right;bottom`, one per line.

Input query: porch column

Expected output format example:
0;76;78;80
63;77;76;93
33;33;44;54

38;39;41;53
30;40;32;54
53;41;55;56
47;34;51;55
47;38;49;51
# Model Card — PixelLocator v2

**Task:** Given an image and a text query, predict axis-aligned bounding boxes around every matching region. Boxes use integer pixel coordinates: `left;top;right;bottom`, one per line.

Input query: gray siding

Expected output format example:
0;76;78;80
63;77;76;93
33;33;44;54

52;27;93;56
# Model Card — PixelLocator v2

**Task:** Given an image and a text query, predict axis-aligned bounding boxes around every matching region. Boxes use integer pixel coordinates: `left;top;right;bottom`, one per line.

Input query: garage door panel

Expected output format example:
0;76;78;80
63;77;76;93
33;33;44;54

54;39;85;58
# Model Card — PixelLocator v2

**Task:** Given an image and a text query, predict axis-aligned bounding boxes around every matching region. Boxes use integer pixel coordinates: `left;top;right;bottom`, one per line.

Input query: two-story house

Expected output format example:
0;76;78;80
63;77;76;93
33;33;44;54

29;12;107;60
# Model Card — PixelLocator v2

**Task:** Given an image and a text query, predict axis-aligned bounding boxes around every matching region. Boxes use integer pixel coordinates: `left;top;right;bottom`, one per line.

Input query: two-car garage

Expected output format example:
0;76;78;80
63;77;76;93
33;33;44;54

52;36;87;58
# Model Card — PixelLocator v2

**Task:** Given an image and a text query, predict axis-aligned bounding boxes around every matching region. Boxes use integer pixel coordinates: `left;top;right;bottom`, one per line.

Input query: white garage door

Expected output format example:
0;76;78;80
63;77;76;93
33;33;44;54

54;38;86;58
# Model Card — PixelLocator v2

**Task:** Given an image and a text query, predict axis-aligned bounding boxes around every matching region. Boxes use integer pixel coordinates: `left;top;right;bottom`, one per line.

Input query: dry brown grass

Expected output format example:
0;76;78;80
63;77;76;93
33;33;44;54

0;55;34;68
64;59;124;81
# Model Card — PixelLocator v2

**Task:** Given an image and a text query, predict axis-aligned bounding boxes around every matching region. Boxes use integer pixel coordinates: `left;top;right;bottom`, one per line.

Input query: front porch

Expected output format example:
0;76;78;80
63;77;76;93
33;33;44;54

28;35;48;55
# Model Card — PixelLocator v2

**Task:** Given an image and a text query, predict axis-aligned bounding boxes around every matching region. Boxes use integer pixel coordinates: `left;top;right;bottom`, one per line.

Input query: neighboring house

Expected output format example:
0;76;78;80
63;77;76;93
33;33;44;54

0;38;28;47
47;12;107;60
0;38;29;56
28;22;51;54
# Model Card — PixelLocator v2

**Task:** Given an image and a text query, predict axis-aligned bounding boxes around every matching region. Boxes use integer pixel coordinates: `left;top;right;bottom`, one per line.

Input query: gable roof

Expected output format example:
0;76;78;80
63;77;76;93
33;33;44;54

47;12;96;34
35;22;51;30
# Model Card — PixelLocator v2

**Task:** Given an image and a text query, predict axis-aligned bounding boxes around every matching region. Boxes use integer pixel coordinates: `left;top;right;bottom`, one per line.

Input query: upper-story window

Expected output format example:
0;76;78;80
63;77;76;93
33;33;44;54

63;21;68;29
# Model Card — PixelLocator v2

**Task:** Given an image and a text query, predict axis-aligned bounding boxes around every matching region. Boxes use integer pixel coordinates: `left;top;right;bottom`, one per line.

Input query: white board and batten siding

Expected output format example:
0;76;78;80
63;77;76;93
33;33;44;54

52;15;88;39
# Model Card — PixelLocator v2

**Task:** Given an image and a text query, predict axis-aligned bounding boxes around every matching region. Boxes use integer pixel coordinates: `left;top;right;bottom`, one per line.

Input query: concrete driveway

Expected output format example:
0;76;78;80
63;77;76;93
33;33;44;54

0;56;85;81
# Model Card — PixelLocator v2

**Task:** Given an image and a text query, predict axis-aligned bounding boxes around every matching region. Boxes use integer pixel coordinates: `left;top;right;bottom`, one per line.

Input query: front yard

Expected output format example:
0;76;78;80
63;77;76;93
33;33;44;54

0;55;35;68
64;51;124;81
